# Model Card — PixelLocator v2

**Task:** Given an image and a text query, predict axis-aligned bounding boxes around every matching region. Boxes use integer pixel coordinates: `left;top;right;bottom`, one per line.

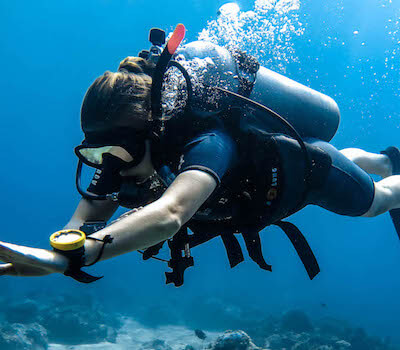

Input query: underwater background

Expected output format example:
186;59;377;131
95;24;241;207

1;0;400;348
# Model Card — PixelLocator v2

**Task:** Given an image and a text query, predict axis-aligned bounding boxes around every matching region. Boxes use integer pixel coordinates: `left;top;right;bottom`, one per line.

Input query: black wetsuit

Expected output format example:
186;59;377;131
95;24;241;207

88;124;374;220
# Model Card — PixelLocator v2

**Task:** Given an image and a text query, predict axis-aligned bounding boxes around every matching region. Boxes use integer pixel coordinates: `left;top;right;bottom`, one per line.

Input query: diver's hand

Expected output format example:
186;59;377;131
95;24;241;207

0;241;68;277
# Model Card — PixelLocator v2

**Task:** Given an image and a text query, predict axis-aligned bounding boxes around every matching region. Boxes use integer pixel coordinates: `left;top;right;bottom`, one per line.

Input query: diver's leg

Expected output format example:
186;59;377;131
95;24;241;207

363;176;400;217
306;140;375;217
340;148;392;178
307;141;400;218
341;147;400;216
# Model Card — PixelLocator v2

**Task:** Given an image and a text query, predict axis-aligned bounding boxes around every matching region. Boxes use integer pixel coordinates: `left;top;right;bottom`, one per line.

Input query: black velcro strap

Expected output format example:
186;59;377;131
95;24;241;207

242;230;272;271
64;269;103;284
56;246;103;284
275;221;320;280
220;233;244;268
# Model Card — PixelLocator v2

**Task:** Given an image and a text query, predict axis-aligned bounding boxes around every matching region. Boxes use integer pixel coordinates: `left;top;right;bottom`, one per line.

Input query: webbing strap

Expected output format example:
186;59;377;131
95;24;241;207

220;233;244;268
242;230;272;271
275;221;320;280
142;219;320;285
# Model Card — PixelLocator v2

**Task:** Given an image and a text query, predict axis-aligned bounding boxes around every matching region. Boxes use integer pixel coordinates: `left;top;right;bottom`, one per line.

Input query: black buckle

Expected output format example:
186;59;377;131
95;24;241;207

165;228;195;287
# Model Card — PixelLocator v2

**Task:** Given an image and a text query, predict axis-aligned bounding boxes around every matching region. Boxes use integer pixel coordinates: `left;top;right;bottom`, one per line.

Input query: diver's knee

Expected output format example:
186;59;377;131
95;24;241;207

362;183;391;217
339;148;364;162
362;203;383;217
362;207;379;218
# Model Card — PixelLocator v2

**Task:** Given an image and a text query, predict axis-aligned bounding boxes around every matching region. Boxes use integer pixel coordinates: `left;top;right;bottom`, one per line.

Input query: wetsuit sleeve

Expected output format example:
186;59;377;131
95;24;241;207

177;131;237;184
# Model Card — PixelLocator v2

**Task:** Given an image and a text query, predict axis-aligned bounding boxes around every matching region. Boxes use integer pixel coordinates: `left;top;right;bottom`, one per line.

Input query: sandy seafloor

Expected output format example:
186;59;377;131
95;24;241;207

48;317;219;350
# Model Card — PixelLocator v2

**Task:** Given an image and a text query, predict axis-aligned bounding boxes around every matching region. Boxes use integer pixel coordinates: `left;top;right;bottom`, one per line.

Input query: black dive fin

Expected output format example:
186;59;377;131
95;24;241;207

275;221;320;280
381;147;400;240
390;209;400;240
64;269;103;284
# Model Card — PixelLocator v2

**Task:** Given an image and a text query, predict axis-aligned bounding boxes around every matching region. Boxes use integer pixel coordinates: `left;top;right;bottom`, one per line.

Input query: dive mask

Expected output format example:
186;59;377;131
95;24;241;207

75;145;136;169
74;130;148;170
74;130;149;201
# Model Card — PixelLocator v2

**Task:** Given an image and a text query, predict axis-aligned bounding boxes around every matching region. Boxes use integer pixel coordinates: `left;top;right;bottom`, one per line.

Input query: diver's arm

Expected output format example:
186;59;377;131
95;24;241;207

0;170;216;276
0;198;118;277
83;170;217;264
64;198;119;230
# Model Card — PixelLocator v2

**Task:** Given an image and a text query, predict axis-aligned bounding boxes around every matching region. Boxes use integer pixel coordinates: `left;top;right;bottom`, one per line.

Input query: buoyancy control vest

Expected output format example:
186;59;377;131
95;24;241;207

75;29;341;286
133;39;341;287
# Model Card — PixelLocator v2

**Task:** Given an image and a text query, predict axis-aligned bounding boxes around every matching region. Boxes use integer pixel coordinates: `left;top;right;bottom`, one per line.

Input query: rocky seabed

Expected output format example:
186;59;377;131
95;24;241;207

0;298;397;350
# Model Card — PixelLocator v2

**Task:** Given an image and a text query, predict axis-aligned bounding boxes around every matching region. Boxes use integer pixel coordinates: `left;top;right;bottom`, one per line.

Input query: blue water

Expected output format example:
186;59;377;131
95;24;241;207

1;0;400;345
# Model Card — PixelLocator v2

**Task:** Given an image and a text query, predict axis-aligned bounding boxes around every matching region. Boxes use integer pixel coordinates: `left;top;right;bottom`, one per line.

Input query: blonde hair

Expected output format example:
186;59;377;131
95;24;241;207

81;57;155;130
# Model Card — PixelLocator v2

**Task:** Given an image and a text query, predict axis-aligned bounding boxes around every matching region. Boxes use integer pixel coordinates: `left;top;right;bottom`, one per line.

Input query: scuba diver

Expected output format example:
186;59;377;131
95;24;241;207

1;24;400;286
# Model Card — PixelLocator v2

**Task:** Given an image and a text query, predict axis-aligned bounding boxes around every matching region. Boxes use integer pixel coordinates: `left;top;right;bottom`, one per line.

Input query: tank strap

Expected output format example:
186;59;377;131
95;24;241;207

242;229;272;271
231;49;260;98
220;233;244;268
274;221;320;280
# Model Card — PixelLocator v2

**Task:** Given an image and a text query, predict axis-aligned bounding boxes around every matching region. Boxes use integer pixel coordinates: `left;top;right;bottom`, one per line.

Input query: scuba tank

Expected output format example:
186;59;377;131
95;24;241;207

172;41;340;142
249;67;340;142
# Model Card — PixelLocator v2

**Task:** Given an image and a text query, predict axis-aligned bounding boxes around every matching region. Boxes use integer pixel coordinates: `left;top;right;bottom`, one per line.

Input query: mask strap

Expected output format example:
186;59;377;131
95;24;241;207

75;159;109;201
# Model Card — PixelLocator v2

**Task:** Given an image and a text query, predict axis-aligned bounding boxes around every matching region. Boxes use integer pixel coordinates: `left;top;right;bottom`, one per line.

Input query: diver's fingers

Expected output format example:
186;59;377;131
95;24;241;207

0;241;68;273
0;263;17;276
0;263;54;277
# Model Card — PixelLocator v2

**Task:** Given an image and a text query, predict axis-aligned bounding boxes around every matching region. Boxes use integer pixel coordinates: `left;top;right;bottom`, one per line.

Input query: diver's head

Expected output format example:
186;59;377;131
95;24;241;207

75;57;156;170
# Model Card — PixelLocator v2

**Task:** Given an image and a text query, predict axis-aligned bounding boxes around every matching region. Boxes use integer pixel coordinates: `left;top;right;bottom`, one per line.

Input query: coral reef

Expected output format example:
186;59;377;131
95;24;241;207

0;296;397;350
280;310;314;333
0;323;48;350
39;303;118;345
246;311;395;350
207;330;260;350
1;295;120;346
